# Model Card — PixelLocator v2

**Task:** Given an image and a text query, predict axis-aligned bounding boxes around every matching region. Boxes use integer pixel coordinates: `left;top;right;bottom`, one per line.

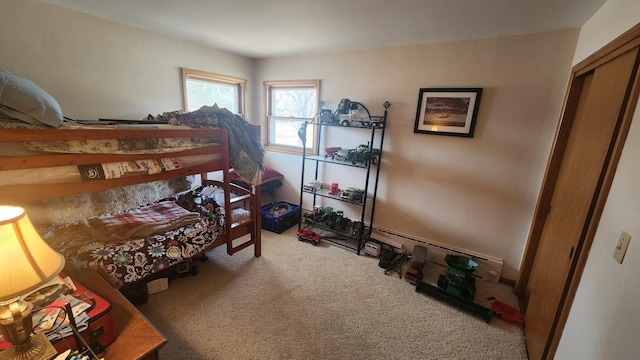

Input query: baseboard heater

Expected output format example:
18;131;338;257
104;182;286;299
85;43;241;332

370;227;504;283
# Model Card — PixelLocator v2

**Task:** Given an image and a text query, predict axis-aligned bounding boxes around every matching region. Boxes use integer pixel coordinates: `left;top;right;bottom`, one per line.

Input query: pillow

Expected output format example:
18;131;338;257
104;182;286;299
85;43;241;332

0;69;63;127
27;178;192;227
260;166;285;185
230;166;284;187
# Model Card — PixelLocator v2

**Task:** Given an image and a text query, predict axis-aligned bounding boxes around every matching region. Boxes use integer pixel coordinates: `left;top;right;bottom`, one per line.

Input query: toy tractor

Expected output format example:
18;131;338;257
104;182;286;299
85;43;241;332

351;221;364;237
345;144;381;166
437;255;479;300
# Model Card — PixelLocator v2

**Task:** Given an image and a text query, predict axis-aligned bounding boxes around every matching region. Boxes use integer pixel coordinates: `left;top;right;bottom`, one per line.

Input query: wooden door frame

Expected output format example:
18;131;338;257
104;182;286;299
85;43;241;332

516;23;640;358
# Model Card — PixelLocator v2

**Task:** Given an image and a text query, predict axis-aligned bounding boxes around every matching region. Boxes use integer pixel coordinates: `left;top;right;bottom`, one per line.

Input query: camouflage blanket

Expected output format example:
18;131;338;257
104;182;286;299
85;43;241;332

150;105;264;186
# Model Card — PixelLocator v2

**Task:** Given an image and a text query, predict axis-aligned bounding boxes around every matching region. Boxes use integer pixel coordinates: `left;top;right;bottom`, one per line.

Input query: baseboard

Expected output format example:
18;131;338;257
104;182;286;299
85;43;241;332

371;226;504;283
499;276;516;287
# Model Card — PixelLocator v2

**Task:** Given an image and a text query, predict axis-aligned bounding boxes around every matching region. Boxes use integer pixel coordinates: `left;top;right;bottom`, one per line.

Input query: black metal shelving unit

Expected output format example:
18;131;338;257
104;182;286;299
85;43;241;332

298;101;390;254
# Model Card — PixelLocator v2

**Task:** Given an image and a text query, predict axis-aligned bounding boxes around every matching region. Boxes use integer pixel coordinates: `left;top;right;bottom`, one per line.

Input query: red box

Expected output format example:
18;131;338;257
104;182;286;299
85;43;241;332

0;278;116;355
50;279;117;354
491;300;525;324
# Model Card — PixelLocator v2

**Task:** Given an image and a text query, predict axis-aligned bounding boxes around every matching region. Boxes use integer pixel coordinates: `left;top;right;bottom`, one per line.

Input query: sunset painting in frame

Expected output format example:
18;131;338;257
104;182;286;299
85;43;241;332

414;88;482;137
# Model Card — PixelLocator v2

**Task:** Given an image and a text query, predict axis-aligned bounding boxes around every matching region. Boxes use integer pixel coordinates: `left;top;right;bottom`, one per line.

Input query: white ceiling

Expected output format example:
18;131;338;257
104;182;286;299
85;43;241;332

43;0;607;59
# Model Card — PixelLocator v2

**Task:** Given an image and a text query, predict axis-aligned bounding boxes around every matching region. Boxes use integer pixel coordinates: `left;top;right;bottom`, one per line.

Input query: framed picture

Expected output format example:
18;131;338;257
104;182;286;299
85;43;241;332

414;88;482;137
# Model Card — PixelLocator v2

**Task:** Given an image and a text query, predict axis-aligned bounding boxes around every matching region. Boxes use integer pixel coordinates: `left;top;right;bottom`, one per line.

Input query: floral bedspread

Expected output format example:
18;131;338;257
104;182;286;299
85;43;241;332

42;188;225;288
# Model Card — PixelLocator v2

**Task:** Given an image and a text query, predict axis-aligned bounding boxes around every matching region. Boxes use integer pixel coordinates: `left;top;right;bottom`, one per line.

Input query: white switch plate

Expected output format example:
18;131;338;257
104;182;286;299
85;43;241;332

613;231;632;264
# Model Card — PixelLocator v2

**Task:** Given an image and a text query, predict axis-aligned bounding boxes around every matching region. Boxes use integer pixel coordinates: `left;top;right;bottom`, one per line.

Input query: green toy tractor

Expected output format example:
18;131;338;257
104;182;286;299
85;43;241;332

345;144;381;166
437;255;479;301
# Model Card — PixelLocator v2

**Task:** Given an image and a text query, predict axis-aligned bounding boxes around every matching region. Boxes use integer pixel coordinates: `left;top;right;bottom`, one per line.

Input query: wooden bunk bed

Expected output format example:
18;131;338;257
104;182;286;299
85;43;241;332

0;125;262;294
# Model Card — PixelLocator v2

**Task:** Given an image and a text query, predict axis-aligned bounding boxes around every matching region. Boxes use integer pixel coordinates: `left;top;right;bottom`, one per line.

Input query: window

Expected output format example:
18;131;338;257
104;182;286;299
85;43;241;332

264;80;319;154
182;68;246;117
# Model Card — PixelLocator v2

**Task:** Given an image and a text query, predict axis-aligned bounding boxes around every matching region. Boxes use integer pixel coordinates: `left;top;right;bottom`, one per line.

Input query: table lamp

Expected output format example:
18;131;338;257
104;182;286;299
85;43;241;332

0;206;65;360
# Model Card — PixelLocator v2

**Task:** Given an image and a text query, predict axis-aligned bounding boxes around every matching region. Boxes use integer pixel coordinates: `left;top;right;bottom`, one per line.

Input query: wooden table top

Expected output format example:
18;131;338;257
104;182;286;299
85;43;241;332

72;268;167;360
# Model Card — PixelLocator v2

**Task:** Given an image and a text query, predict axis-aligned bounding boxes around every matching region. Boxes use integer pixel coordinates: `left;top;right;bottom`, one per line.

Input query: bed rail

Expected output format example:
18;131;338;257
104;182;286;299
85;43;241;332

0;128;230;205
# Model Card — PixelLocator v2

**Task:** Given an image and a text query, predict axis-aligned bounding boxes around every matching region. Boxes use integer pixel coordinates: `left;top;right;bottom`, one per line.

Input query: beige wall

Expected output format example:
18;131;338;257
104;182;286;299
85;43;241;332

557;0;640;358
6;0;639;354
0;0;253;120
2;0;581;282
256;30;579;280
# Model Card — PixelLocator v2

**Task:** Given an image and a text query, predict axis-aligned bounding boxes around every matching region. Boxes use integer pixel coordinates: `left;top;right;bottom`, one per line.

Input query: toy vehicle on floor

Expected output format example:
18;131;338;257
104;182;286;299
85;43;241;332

379;251;409;278
363;241;381;257
297;229;321;245
437;254;479;300
404;268;423;284
404;245;427;285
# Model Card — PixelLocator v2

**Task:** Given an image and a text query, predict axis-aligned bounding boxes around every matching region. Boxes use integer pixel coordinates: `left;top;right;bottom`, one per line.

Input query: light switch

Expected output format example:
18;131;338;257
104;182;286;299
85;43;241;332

613;231;631;264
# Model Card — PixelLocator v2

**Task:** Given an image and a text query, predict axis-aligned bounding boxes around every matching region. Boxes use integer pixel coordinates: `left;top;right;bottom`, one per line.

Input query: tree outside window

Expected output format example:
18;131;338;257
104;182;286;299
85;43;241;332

265;80;319;154
182;68;246;116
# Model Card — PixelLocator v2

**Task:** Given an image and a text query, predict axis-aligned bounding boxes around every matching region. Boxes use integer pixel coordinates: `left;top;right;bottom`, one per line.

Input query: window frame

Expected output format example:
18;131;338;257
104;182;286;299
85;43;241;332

263;80;320;155
181;68;247;117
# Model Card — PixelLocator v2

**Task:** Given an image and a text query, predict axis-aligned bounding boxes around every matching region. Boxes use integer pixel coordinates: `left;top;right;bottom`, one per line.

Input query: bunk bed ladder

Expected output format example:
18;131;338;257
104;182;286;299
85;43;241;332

226;185;262;257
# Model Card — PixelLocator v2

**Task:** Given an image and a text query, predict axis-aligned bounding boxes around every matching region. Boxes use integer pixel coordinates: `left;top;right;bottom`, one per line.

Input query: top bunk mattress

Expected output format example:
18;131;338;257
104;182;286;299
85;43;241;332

0;104;265;188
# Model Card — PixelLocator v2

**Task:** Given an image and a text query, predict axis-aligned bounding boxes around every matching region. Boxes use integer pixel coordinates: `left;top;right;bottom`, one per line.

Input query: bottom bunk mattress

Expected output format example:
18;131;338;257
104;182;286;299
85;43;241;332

42;186;229;288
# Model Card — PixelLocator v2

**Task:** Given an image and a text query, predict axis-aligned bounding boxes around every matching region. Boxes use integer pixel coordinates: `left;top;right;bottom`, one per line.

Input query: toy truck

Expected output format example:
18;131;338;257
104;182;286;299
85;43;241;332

404;245;427;285
303;180;323;192
340;187;355;200
368;115;386;129
404;268;422;284
339;108;369;127
297;229;321;245
334;99;372;127
351;189;365;203
363;241;381;257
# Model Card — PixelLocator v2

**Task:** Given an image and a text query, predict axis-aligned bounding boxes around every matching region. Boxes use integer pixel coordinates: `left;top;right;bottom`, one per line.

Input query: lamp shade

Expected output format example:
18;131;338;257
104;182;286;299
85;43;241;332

0;206;65;302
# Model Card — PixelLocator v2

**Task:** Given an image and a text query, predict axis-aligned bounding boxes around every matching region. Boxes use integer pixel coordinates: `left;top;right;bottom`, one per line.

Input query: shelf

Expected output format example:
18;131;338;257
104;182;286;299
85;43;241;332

302;221;367;240
304;155;375;169
321;236;361;253
300;222;370;253
313;122;385;131
299;101;389;255
302;188;371;205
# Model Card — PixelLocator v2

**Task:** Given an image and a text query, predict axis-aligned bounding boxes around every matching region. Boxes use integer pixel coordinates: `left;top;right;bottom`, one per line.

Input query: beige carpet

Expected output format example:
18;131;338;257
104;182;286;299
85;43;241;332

138;227;528;360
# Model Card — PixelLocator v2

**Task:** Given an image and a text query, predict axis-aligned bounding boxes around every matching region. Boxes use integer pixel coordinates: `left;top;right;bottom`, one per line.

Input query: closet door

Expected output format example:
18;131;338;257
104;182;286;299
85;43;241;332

522;46;640;360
